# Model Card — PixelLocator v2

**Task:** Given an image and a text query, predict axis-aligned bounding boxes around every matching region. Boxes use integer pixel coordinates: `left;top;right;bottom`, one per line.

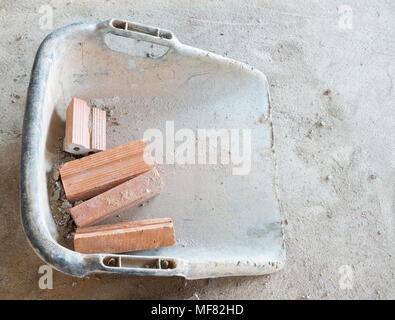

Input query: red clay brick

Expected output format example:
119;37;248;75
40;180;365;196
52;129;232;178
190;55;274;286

59;140;153;202
74;218;175;254
70;168;163;227
63;98;106;155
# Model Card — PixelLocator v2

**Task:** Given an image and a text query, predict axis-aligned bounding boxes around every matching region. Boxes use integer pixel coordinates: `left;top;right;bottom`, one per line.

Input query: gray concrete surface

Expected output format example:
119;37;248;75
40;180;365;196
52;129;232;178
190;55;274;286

0;0;394;299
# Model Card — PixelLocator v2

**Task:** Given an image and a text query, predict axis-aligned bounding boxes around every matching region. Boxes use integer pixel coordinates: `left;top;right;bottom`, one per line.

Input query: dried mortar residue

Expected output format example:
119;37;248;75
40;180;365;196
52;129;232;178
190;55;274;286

48;111;120;249
47;137;79;249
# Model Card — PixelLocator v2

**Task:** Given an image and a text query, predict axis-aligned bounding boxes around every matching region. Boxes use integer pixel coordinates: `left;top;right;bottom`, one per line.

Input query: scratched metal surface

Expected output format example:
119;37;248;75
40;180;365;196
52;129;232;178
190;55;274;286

21;19;285;279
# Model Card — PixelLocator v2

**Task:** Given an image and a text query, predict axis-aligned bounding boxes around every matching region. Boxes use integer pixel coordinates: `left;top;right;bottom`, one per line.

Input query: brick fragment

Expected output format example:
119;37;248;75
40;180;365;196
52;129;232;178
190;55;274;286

59;140;153;202
70;168;163;227
74;218;175;254
90;106;106;152
63;98;106;155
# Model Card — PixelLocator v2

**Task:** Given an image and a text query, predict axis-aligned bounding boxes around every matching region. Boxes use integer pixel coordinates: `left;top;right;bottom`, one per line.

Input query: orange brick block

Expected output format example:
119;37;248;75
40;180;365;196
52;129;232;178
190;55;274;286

59;140;153;202
74;218;175;254
90;107;106;152
63;98;106;155
70;168;163;227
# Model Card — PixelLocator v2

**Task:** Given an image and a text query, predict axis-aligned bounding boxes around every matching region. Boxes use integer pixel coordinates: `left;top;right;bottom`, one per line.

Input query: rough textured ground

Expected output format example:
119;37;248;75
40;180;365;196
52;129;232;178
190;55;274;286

0;0;394;299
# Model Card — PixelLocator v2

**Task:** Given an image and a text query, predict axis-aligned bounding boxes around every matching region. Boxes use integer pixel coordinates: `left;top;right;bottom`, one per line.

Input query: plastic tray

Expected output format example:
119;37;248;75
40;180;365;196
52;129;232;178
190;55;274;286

21;19;285;279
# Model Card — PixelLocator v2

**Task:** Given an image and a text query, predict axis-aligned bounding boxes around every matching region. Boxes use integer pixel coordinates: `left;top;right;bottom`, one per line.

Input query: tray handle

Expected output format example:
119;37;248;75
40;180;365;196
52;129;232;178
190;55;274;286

100;19;179;48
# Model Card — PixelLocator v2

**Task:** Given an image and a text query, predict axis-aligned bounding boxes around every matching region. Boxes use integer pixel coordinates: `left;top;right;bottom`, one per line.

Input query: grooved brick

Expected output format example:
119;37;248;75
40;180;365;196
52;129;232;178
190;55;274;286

63;98;106;155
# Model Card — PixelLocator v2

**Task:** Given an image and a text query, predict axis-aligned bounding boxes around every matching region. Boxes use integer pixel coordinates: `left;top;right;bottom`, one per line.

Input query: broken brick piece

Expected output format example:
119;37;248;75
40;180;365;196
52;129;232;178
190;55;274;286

70;168;163;227
90;106;106;152
64;98;90;154
63;98;106;155
73;218;175;254
59;140;153;202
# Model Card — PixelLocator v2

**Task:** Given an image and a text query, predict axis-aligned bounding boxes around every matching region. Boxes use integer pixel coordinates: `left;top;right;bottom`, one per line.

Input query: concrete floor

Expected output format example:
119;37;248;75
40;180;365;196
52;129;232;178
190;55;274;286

1;0;394;299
